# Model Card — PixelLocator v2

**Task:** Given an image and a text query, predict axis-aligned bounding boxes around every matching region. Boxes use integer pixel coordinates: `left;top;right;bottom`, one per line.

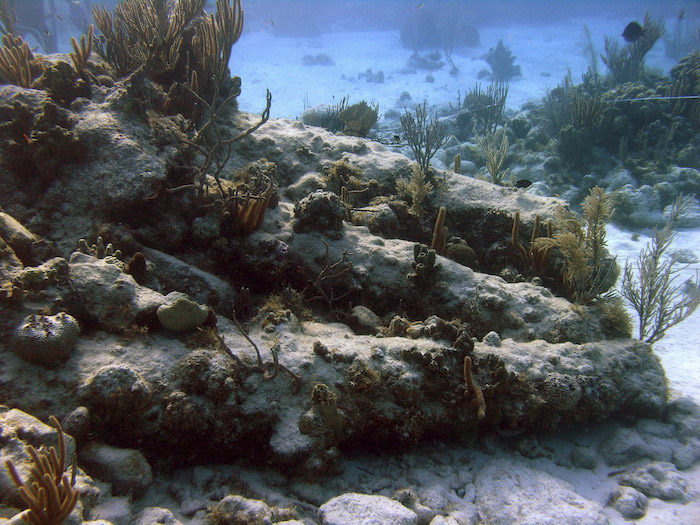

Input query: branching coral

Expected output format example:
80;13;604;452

511;211;553;274
4;415;78;525
0;0;16;36
534;187;617;304
305;240;353;312
460;82;508;135
69;24;93;77
214;314;302;392
338;100;378;137
396;165;433;218
482;40;520;82
475;126;510;185
93;0;244;104
400;101;449;181
620;194;700;344
93;0;205;78
0;33;34;87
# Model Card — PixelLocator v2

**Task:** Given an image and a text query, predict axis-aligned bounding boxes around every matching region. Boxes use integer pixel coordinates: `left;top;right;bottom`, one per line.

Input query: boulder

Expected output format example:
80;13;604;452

79;442;153;497
319;493;418;525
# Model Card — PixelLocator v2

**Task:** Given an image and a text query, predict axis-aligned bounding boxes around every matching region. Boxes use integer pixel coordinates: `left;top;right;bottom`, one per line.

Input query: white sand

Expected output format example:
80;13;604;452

231;16;678;119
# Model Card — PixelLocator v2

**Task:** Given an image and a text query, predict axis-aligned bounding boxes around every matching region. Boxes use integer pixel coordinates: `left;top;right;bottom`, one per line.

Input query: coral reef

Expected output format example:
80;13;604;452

0;20;698;522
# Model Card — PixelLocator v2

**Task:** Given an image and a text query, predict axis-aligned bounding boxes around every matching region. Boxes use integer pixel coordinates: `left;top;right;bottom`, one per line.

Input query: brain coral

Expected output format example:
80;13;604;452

11;312;80;367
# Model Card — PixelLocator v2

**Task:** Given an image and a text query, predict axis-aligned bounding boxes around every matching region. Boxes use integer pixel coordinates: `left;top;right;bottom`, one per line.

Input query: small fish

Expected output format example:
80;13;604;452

622;21;645;43
417;3;424;9
22;133;31;144
515;179;533;189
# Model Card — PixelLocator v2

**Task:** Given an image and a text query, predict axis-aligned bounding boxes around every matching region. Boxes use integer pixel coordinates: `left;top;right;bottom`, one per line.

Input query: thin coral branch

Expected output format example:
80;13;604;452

308;240;353;311
216;323;302;392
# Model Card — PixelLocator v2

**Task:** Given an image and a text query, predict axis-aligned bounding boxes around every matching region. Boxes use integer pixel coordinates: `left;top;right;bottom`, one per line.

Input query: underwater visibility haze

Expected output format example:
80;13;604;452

0;0;699;524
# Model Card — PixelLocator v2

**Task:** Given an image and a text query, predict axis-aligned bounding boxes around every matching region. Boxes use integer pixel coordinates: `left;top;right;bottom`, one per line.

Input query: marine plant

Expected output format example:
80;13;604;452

400;101;449;182
459;82;508;135
396;164;433;218
620;194;700;344
338;100;379;137
601;13;665;85
0;33;35;87
4;415;79;525
534;187;617;304
482;40;521;82
511;211;553;274
93;0;243;105
69;24;94;77
475;126;510;185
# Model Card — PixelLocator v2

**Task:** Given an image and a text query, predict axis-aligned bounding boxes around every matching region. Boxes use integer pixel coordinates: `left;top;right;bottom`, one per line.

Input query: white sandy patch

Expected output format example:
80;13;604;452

231;16;678;120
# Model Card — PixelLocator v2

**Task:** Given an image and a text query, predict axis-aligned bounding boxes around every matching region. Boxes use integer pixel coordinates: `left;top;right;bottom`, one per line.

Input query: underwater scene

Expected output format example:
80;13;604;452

1;0;700;523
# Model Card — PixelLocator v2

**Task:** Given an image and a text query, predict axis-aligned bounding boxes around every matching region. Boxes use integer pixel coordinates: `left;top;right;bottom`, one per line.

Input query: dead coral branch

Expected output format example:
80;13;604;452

214;317;302;392
306;240;353;312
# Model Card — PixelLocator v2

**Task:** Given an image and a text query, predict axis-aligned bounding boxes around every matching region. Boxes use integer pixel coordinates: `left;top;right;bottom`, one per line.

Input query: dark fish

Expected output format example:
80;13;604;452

622;22;645;43
515;179;533;189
